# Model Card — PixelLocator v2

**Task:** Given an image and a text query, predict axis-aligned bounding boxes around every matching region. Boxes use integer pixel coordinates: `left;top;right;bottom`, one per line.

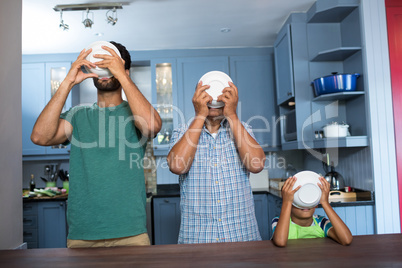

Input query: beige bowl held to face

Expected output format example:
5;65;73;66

292;171;322;209
85;41;121;79
198;71;232;108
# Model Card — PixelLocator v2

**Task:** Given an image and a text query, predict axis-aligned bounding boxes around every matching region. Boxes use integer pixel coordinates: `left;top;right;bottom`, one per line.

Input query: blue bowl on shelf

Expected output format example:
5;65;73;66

312;73;360;96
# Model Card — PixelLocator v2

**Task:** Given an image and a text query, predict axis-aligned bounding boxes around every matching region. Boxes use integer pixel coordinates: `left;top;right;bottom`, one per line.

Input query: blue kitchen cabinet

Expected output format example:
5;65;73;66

315;205;375;236
152;193;271;244
22;62;72;158
152;196;181;245
274;24;295;106
22;63;47;156
274;0;368;150
44;62;72;155
176;56;229;124
23;202;39;249
23;200;67;248
230;55;280;151
151;58;178;156
253;193;269;240
274;13;313;150
37;200;67;248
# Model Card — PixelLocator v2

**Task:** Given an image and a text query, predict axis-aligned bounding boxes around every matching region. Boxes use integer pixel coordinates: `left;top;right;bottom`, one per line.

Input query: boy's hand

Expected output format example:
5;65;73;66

318;177;330;205
281;176;301;204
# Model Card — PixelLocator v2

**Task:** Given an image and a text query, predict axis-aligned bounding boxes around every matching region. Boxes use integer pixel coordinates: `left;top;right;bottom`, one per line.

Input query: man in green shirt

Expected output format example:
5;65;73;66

31;42;161;248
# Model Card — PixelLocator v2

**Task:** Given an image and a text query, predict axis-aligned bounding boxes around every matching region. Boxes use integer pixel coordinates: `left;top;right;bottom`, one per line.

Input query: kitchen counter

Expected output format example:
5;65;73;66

23;193;68;202
2;234;402;267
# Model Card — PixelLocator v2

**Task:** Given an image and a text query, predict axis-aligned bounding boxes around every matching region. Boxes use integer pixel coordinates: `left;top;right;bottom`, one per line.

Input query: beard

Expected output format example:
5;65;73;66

93;77;121;92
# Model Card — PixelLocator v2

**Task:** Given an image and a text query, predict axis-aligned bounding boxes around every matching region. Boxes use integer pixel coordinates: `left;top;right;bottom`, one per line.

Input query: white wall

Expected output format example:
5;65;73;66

0;0;23;249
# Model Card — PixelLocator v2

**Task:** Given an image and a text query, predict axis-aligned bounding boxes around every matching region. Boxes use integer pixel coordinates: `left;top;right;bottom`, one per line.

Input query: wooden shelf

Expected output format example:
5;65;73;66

311;47;361;61
312;91;365;102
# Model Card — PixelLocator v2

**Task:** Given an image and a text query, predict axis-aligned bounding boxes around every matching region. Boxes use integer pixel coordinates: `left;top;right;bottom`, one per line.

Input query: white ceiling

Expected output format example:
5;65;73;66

22;0;316;55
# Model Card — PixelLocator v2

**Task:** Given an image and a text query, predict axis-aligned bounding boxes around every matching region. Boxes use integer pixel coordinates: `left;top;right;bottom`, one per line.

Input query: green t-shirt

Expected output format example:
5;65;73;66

61;101;147;240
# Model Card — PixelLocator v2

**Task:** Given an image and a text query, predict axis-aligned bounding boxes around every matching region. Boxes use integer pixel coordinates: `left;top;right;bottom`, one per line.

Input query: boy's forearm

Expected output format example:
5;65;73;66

321;202;353;245
272;201;292;247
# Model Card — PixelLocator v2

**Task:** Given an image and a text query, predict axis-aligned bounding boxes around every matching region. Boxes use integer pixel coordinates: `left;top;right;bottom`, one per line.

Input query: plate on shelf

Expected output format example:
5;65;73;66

198;71;232;108
85;41;121;79
292;170;322;209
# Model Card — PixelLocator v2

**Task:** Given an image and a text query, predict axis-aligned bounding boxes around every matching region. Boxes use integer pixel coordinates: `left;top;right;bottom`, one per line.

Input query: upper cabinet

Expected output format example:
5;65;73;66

22;62;72;159
151;58;178;156
274;0;368;150
274;24;295;106
153;51;279;155
230;55;280;151
176;56;230;125
274;13;312;150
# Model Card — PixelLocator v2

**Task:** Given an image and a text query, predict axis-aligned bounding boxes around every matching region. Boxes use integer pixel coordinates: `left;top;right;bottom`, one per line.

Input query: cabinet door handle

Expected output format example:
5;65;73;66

60;203;64;207
163;199;170;203
287;92;292;96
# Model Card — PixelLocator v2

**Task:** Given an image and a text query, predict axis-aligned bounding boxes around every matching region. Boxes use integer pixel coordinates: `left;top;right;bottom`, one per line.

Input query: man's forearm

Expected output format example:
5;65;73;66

31;81;72;145
119;74;162;137
227;115;265;173
167;117;205;174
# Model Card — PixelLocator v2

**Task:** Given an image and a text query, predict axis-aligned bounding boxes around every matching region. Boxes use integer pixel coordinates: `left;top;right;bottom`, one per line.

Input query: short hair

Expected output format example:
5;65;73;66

110;41;131;70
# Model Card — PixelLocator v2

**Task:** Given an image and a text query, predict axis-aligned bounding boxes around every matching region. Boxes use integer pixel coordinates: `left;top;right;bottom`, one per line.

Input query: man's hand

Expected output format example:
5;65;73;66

93;46;126;80
193;82;213;118
217;82;238;119
65;49;98;86
281;176;301;205
318;177;330;205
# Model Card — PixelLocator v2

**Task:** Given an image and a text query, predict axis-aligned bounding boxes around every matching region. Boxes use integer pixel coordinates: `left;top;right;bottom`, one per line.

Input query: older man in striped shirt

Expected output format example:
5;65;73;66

167;80;266;244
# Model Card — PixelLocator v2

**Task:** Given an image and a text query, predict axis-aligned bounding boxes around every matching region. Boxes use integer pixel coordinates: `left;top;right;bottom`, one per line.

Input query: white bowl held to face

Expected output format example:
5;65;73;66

85;41;121;79
198;71;232;108
292;171;322;209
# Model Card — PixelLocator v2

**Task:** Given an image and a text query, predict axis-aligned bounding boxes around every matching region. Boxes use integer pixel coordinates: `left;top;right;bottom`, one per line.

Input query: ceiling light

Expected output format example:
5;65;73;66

220;28;231;33
82;9;94;28
106;7;118;26
53;3;123;30
59;10;69;31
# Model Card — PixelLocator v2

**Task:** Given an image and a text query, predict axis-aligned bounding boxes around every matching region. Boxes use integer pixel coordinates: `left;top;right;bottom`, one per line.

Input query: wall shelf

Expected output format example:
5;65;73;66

313;136;368;148
310;47;361;61
307;0;359;23
312;91;365;102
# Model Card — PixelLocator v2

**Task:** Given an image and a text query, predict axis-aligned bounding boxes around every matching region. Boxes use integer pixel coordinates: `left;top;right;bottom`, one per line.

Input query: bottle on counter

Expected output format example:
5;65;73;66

29;174;36;191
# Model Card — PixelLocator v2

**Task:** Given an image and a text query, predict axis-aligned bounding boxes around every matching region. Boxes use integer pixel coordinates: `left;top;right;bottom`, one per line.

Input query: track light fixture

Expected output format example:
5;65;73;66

59;10;69;31
82;8;94;28
54;3;123;30
106;7;118;26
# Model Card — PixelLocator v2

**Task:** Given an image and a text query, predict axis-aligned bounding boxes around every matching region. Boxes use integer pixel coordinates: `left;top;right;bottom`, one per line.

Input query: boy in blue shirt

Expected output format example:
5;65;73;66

272;176;353;247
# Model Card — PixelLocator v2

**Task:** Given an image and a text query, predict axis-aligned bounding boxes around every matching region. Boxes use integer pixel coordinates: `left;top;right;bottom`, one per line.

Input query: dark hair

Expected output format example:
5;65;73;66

110;41;131;70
